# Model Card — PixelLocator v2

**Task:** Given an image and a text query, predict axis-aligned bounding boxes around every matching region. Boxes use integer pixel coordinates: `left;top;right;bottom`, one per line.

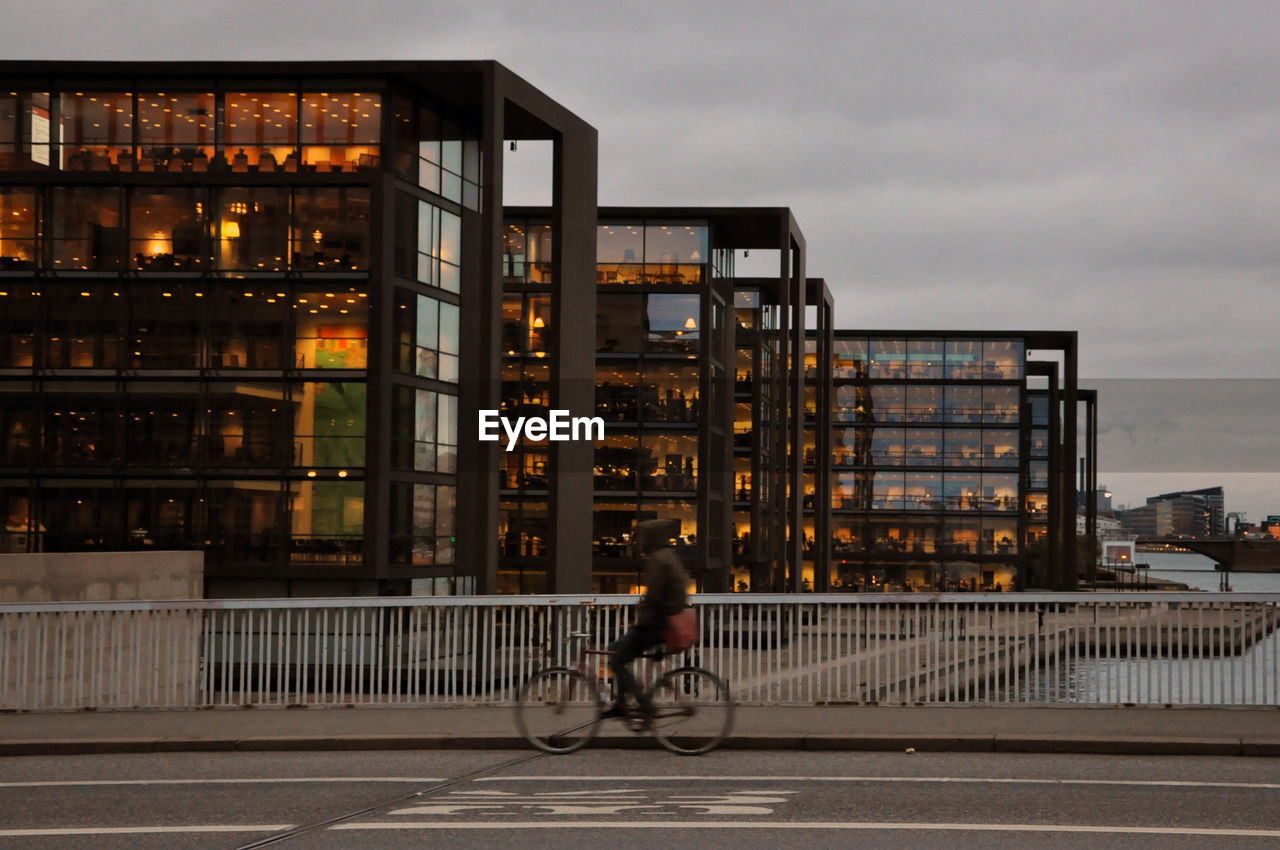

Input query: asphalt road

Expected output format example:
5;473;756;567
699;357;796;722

2;749;1278;849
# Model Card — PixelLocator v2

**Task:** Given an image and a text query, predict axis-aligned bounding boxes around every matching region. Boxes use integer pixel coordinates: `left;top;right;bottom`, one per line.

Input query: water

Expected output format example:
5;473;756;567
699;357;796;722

1139;551;1280;593
1004;552;1280;704
1010;627;1280;706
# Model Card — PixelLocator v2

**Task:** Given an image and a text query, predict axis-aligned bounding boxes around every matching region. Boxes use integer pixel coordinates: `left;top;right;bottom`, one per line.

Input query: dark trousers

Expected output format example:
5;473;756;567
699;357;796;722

607;624;665;709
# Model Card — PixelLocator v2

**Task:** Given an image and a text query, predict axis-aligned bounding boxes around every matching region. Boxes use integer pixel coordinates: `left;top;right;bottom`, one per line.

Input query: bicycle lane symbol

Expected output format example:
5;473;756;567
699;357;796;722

388;788;797;818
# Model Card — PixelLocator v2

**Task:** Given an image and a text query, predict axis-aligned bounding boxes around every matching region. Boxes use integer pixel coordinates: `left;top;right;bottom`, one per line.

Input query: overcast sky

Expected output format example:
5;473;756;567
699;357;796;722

5;0;1276;519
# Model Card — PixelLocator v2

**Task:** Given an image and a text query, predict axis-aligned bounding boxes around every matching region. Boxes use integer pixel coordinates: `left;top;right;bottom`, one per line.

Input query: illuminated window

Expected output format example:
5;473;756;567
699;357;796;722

130;187;204;271
296;288;369;369
224;92;296;170
137;93;214;171
0;187;37;269
1;94;30;168
293;188;370;271
218;187;289;271
58;92;133;172
289;480;364;566
301;92;381;172
291;380;366;468
49;187;125;270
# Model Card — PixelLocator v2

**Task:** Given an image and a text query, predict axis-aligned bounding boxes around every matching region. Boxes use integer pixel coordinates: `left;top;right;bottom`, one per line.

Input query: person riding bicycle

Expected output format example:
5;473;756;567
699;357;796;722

602;518;688;723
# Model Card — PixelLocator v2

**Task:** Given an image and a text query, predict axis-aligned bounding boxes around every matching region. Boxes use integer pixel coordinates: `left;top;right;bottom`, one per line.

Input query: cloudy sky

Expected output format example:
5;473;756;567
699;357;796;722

5;0;1276;519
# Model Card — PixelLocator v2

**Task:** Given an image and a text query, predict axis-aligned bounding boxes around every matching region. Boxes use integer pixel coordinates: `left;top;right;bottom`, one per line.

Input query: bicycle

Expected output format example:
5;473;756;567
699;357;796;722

514;630;734;756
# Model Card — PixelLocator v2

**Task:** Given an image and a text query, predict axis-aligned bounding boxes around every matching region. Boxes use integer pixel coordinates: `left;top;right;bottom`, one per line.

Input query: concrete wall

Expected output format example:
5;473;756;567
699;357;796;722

1;552;205;710
0;551;203;604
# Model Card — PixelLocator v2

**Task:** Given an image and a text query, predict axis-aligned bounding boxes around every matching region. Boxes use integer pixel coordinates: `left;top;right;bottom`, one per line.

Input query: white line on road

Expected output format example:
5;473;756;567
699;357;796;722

6;821;1278;838
0;825;293;837
332;821;1280;836
0;777;444;788
479;775;1280;790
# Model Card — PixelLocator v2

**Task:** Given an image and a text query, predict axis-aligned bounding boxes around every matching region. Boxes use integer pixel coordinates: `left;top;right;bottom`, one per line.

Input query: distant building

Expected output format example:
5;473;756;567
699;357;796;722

1117;486;1223;538
1078;512;1124;540
1100;539;1135;568
1078;487;1113;513
1159;487;1225;535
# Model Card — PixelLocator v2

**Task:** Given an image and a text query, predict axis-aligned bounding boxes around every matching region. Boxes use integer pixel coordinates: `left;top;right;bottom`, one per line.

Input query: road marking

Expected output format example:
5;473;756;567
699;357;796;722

390;788;797;817
8;776;1270;791
6;821;1278;838
0;826;293;837
392;805;528;816
0;777;444;788
452;789;646;797
332;821;1280;836
480;775;1280;790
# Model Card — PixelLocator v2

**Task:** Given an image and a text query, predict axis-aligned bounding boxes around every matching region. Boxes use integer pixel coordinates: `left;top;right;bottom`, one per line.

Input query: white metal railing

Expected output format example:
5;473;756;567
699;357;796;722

2;593;1278;712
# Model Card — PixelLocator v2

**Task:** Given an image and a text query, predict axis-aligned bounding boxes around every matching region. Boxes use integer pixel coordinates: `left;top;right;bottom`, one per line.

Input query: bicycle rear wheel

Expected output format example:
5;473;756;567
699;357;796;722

647;666;734;755
515;667;603;754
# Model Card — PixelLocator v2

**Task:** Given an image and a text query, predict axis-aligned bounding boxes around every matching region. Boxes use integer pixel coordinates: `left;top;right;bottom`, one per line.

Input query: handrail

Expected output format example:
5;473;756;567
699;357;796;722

3;590;1279;614
5;593;1276;711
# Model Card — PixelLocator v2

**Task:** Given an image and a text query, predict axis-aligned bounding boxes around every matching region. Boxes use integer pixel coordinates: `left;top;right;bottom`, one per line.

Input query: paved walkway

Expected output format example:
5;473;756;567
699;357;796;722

2;705;1278;757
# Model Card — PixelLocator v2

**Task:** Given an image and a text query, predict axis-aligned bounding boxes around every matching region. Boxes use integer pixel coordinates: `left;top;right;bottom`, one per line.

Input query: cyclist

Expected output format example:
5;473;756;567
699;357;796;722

601;518;688;723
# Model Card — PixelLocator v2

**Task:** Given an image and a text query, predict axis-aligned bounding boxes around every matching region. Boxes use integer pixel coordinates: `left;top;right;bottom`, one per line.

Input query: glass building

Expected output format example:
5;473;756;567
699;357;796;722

501;207;813;594
806;330;1091;592
0;61;598;596
3;61;1096;597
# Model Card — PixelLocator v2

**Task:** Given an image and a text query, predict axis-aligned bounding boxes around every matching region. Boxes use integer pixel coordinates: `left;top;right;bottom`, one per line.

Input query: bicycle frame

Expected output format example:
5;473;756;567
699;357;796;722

572;634;674;707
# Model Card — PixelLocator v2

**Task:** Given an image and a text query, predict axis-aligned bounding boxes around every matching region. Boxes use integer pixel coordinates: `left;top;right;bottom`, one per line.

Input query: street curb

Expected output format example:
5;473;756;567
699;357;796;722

1241;738;1280;757
721;734;805;750
153;738;237;753
992;735;1242;756
2;734;1274;757
0;739;167;756
803;734;996;752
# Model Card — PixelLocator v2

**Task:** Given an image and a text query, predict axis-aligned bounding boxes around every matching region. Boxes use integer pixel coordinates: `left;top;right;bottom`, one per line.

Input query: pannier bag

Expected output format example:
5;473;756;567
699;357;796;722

664;607;698;652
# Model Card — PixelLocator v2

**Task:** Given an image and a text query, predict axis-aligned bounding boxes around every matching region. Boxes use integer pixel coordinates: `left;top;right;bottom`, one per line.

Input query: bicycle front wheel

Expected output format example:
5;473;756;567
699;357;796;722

515;667;603;754
647;666;734;755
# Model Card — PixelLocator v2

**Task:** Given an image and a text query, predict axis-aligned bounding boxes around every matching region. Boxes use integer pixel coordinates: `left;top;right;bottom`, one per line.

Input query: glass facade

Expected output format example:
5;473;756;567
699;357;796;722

5;66;1091;599
0;70;477;593
503;221;553;284
1025;391;1051;554
730;267;807;594
504;215;722;594
597;222;707;286
497;216;558;594
820;335;1029;593
393;95;481;210
2;88;382;175
394;290;459;381
393;193;461;292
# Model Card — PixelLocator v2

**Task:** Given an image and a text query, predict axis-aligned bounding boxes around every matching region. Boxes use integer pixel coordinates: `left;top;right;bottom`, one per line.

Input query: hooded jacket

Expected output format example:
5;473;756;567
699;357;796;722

634;519;689;628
